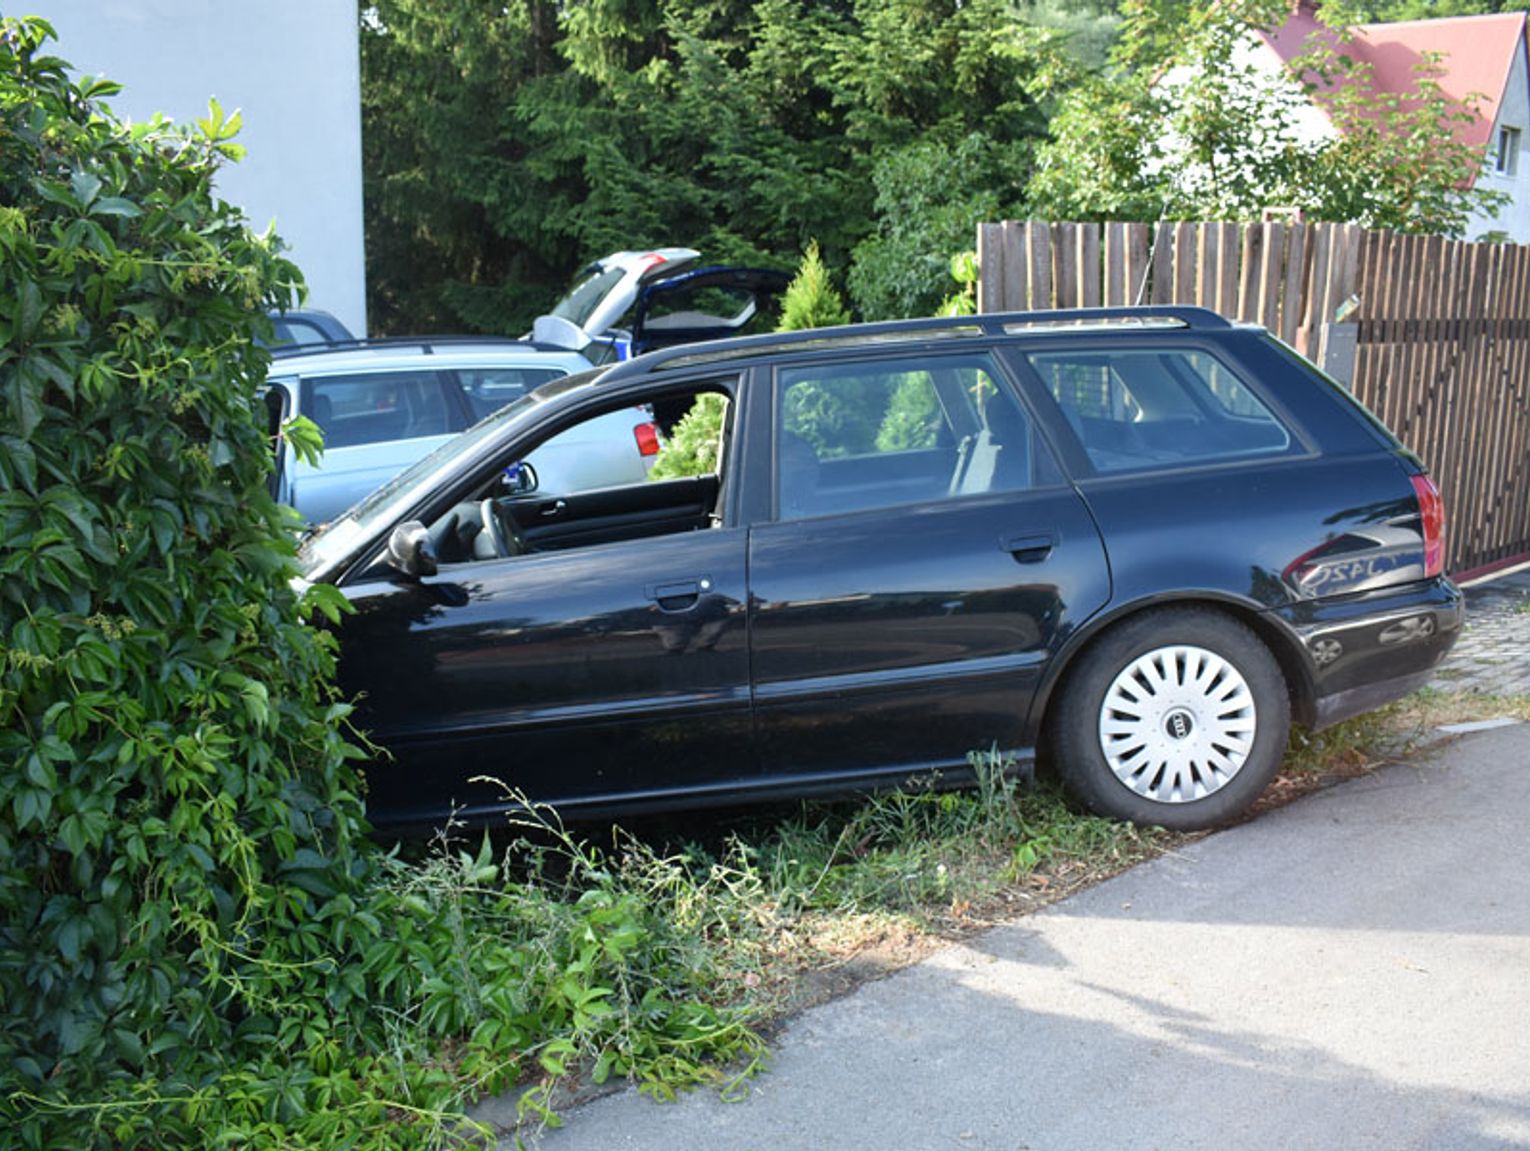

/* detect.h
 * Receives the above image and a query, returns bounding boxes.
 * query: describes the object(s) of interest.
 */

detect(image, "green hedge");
[0,17,385,1145]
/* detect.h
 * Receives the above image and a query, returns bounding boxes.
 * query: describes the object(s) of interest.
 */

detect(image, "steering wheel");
[478,498,526,558]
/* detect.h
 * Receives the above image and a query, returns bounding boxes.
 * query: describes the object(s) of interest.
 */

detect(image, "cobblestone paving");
[1431,567,1530,696]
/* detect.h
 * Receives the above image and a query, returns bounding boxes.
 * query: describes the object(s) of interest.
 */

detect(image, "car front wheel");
[1053,608,1290,830]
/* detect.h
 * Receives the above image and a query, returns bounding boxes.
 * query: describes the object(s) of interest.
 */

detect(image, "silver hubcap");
[1098,645,1257,805]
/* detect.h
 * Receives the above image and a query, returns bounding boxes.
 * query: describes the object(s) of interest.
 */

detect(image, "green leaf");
[70,169,102,208]
[59,813,88,856]
[0,435,38,492]
[282,413,325,465]
[33,177,80,212]
[79,76,123,100]
[8,370,44,437]
[17,279,43,341]
[24,751,59,790]
[240,677,270,727]
[301,581,353,625]
[111,1028,145,1064]
[57,918,84,964]
[31,352,78,402]
[89,196,140,219]
[14,786,51,828]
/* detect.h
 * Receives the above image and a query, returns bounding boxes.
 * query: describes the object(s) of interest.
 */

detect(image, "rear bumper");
[1269,577,1465,731]
[1311,667,1437,730]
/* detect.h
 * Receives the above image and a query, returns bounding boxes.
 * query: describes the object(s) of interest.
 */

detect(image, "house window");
[1496,126,1521,176]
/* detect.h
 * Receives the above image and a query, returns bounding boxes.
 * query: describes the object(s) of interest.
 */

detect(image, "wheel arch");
[1031,593,1318,745]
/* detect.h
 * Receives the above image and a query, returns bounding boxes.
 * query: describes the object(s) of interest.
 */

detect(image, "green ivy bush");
[0,14,384,1144]
[1,19,763,1147]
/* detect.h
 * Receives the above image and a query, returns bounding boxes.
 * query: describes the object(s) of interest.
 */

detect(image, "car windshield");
[297,368,603,578]
[549,264,627,329]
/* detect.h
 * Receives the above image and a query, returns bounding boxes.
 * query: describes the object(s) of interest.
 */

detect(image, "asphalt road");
[514,723,1530,1151]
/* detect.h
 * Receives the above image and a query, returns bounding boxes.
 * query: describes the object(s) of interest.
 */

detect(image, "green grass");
[732,749,1158,921]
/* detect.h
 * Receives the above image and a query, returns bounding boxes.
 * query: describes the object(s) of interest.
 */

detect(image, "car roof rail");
[267,335,573,360]
[594,305,1232,382]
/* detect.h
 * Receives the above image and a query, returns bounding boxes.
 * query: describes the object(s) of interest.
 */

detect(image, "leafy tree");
[1029,0,1505,235]
[1318,0,1506,22]
[778,239,851,331]
[848,135,1009,321]
[776,242,895,458]
[363,0,843,334]
[362,0,1071,333]
[1290,39,1509,234]
[874,375,944,451]
[938,250,981,318]
[646,393,728,479]
[649,239,852,476]
[361,0,568,333]
[1014,0,1122,68]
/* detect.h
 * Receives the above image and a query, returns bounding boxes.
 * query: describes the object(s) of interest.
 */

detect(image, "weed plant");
[359,754,1160,1139]
[1281,687,1530,779]
[741,749,1150,919]
[366,805,773,1135]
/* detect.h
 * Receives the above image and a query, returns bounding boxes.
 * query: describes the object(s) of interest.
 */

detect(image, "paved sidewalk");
[1433,565,1530,694]
[518,723,1530,1151]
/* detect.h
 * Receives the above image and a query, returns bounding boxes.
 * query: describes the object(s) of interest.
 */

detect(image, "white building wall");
[29,1,368,335]
[1245,36,1337,151]
[1469,44,1530,243]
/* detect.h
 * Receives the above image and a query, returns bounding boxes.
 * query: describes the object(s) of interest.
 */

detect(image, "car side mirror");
[503,460,539,496]
[386,521,438,580]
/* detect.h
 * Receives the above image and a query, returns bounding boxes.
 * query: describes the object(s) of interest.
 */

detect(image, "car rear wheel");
[1053,608,1290,830]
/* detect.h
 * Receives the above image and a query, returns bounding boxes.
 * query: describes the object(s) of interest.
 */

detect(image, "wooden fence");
[977,220,1530,576]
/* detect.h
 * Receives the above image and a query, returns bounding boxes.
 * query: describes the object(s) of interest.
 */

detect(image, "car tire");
[1053,607,1290,831]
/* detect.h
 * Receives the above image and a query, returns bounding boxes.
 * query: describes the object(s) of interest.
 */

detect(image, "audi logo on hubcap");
[1164,710,1195,740]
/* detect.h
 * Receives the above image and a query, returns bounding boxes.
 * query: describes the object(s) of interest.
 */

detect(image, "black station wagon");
[295,307,1463,833]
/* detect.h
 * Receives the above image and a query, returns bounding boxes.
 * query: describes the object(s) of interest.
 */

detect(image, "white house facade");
[1471,40,1530,242]
[28,1,368,335]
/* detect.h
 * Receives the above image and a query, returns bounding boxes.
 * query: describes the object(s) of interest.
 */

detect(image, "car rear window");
[1025,347,1292,474]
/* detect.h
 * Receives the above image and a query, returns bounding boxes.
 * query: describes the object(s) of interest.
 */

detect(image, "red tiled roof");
[1261,7,1527,152]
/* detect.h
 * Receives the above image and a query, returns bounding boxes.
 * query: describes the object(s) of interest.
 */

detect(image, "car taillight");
[634,422,661,457]
[1410,473,1446,578]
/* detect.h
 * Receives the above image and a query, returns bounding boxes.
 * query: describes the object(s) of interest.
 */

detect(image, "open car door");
[530,248,700,358]
[629,267,792,357]
[258,383,292,505]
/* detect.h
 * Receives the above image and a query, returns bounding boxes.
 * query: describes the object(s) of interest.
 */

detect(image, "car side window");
[425,386,732,566]
[457,367,572,421]
[1026,347,1292,474]
[302,371,455,449]
[272,318,331,347]
[775,354,1039,520]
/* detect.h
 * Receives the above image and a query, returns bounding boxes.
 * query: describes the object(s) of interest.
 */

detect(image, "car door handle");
[646,576,712,611]
[539,499,568,518]
[1002,533,1056,562]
